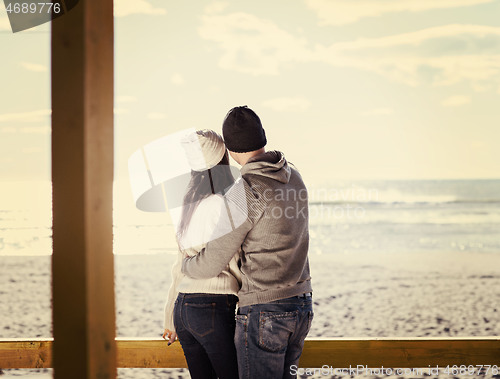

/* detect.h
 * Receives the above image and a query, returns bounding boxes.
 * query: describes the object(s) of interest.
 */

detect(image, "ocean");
[307,179,500,256]
[1,179,499,257]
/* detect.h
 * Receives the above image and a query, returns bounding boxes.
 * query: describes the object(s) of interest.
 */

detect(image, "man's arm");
[181,219,251,279]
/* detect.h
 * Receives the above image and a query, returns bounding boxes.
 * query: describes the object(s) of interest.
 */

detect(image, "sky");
[1,0,500,187]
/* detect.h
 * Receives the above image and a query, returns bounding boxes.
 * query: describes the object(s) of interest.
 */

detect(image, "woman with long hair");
[162,129,240,379]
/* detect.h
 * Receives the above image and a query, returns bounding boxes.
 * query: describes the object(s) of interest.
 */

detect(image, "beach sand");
[1,252,499,378]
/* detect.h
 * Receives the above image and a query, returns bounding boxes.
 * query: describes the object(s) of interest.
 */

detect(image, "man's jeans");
[174,293,239,379]
[235,294,314,379]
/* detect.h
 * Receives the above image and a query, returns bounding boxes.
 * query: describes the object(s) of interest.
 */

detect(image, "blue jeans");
[235,294,314,379]
[174,293,239,379]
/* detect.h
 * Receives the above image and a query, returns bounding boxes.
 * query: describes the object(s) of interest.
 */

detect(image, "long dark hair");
[176,151,235,244]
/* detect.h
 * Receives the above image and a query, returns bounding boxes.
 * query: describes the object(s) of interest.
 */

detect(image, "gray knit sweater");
[181,150,312,307]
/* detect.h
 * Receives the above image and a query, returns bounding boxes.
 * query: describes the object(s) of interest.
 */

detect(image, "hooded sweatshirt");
[182,150,312,307]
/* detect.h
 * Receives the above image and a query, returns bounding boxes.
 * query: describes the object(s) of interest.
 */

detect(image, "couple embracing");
[162,106,313,379]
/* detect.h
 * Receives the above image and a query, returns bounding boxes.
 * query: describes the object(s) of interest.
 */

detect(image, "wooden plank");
[51,0,115,377]
[1,338,499,369]
[115,339,187,368]
[298,338,500,368]
[0,339,52,369]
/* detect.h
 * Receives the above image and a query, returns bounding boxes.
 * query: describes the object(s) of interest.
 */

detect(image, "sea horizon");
[1,178,499,256]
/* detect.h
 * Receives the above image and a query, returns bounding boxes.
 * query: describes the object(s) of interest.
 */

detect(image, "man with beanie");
[182,106,313,379]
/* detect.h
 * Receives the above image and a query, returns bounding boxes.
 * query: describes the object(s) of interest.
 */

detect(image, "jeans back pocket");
[258,310,298,353]
[184,302,216,338]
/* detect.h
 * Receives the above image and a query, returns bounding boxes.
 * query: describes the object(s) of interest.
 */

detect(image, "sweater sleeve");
[163,251,184,331]
[182,178,264,279]
[182,218,252,279]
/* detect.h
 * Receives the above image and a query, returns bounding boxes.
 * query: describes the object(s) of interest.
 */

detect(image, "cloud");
[171,73,184,86]
[0,109,51,123]
[329,24,500,50]
[199,10,500,90]
[198,11,310,75]
[114,0,166,17]
[261,97,311,112]
[362,108,395,116]
[441,95,471,107]
[147,112,167,120]
[304,0,496,26]
[205,1,229,14]
[319,24,500,87]
[20,62,48,72]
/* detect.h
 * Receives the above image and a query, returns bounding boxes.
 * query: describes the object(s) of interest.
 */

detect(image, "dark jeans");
[174,293,239,379]
[235,294,314,379]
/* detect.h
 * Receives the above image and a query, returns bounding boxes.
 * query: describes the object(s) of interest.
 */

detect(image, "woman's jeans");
[235,294,314,379]
[174,293,239,379]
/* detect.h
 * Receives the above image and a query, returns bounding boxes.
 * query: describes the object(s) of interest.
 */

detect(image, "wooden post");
[51,0,115,378]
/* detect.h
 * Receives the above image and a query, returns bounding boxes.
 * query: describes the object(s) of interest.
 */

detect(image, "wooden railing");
[1,338,499,369]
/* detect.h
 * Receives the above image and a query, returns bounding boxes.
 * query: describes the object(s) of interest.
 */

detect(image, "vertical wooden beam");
[51,0,115,378]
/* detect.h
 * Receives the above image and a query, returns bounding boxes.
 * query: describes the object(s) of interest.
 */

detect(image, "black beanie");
[222,106,267,153]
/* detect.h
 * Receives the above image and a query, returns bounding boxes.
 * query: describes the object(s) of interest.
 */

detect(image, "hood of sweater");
[240,150,291,184]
